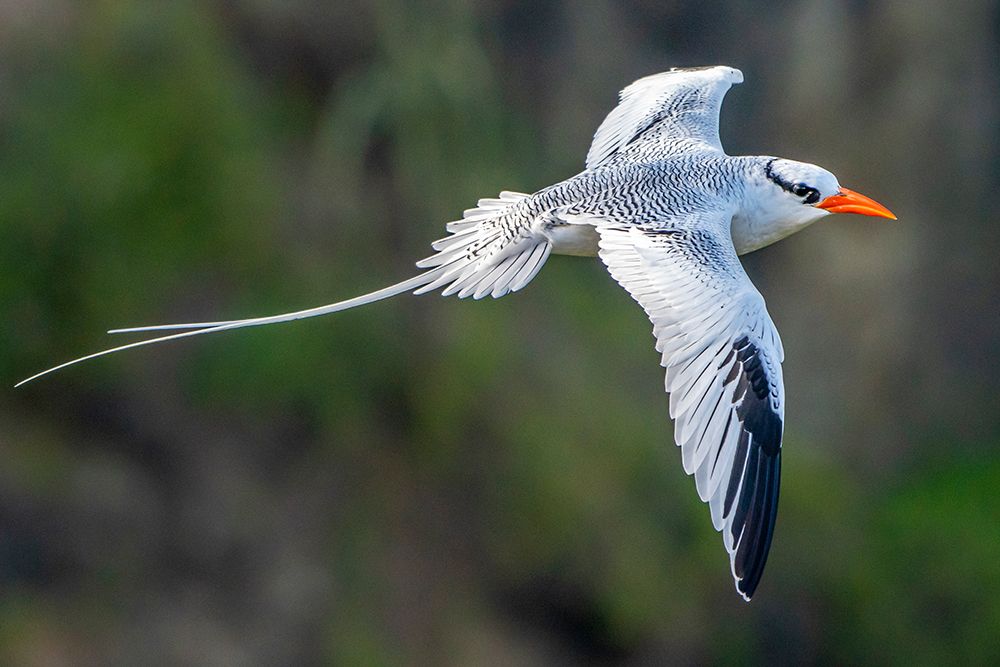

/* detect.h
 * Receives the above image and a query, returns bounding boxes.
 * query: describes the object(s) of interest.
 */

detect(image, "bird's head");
[763,158,896,224]
[732,158,895,254]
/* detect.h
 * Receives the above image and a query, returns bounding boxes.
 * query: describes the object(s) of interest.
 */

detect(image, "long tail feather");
[16,269,444,387]
[19,189,549,387]
[108,322,236,334]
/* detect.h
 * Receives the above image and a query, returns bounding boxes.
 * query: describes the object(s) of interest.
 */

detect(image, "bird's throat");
[730,209,826,255]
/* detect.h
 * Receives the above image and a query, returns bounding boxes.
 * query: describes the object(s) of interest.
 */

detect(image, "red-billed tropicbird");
[19,66,896,600]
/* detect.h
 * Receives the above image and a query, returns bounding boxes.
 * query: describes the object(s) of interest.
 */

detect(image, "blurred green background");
[3,1,999,664]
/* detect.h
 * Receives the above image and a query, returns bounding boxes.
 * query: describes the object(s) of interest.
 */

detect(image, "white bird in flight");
[20,66,895,600]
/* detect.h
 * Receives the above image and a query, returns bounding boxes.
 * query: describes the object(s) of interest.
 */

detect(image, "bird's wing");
[596,218,784,600]
[586,66,743,170]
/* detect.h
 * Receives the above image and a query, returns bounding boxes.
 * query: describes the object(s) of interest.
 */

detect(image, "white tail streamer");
[15,270,443,387]
[17,190,553,387]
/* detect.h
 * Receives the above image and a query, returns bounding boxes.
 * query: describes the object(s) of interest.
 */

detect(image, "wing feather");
[597,221,784,601]
[585,66,743,169]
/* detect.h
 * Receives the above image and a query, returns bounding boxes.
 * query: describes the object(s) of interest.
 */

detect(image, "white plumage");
[19,66,896,600]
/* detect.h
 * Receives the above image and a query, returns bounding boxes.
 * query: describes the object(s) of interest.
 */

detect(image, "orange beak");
[815,187,896,220]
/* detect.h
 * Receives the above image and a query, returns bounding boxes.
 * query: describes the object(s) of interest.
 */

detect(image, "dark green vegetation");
[3,2,999,664]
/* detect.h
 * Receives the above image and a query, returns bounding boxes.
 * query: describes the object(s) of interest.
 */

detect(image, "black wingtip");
[725,337,783,600]
[733,450,781,600]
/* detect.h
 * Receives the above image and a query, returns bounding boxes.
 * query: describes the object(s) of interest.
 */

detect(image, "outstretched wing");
[597,219,784,600]
[586,66,743,170]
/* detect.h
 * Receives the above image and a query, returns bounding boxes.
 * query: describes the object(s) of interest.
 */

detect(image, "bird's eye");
[791,183,820,204]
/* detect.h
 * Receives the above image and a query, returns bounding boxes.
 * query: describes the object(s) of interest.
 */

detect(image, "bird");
[19,66,895,600]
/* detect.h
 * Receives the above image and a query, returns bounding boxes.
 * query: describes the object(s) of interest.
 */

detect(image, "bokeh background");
[3,1,999,664]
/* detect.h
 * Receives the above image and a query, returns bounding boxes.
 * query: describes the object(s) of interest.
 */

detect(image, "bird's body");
[475,154,815,262]
[20,66,895,600]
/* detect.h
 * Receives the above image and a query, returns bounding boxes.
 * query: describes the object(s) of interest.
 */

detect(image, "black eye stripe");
[765,161,822,204]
